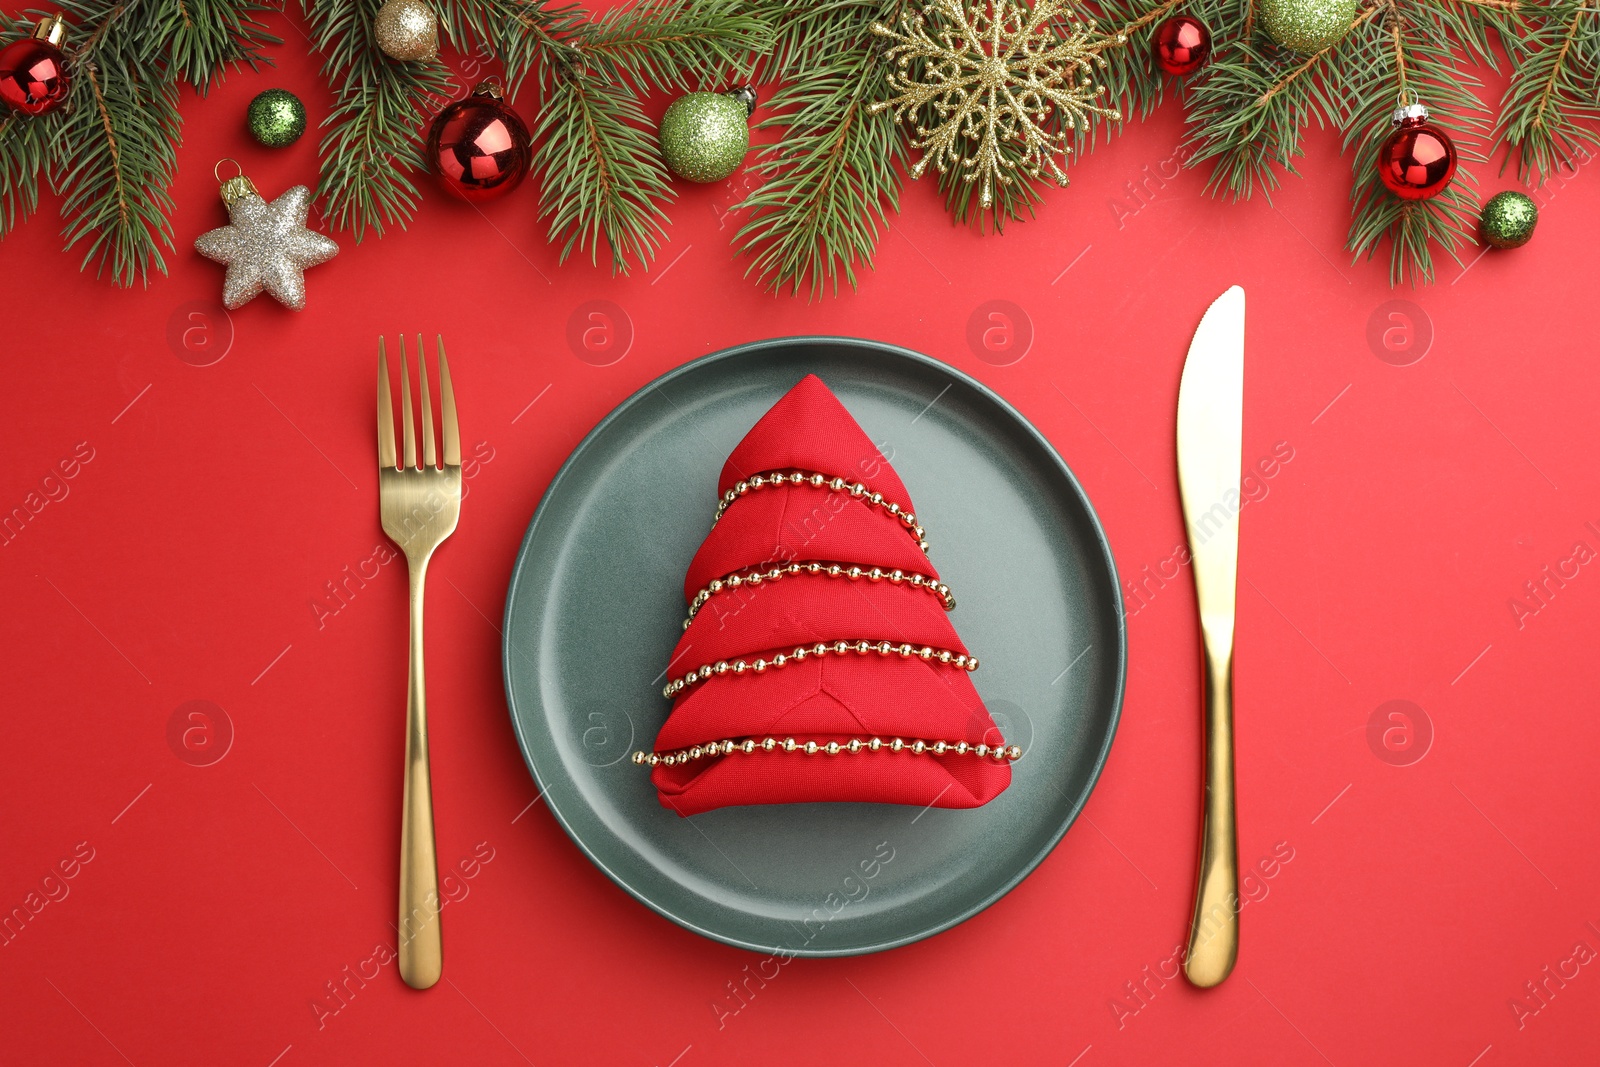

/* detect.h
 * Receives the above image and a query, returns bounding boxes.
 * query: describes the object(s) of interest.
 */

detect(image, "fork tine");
[399,334,416,470]
[378,338,397,470]
[438,335,460,467]
[418,334,436,470]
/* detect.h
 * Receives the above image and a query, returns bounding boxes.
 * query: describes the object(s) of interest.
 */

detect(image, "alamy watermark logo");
[578,705,635,768]
[983,698,1033,758]
[966,300,1032,366]
[1366,299,1432,366]
[167,700,234,767]
[566,300,633,366]
[1366,699,1432,766]
[166,300,234,367]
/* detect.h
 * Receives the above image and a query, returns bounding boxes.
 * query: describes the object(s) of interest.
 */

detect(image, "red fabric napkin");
[644,375,1015,816]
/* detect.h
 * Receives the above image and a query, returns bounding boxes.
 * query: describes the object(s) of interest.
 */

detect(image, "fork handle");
[398,557,442,990]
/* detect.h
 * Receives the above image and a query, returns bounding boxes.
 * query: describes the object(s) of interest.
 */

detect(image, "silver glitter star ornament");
[194,164,339,311]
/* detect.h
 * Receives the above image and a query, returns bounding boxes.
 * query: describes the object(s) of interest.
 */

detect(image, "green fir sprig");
[1498,0,1600,182]
[0,1,276,286]
[304,0,768,272]
[733,2,906,295]
[301,0,455,242]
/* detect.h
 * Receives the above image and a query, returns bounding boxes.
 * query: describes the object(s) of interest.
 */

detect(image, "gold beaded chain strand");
[633,734,1024,767]
[711,470,930,553]
[663,639,978,699]
[684,560,955,630]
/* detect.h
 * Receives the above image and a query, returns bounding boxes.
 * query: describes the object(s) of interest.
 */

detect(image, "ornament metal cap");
[213,159,259,207]
[34,13,67,46]
[729,85,758,117]
[471,77,506,100]
[1391,95,1429,127]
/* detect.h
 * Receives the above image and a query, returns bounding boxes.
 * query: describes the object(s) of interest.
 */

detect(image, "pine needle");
[302,0,455,242]
[733,46,905,296]
[529,73,674,271]
[1498,0,1600,182]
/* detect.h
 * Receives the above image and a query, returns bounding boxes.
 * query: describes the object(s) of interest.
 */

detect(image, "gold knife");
[1176,285,1245,987]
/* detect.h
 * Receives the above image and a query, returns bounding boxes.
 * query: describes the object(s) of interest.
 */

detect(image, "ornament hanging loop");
[213,158,258,207]
[1390,89,1428,127]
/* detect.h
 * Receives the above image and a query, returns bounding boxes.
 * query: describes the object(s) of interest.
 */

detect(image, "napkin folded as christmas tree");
[637,374,1017,815]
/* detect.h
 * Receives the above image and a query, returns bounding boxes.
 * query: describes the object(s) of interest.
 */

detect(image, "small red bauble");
[1153,15,1211,76]
[0,16,70,117]
[426,80,531,203]
[1377,102,1456,201]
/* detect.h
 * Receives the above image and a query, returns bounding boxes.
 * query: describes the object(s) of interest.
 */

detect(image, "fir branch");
[732,47,905,296]
[527,73,674,271]
[742,0,893,81]
[302,0,454,241]
[162,0,280,93]
[581,0,772,90]
[1085,0,1213,127]
[503,0,770,273]
[1498,0,1600,181]
[44,1,184,286]
[0,1,285,283]
[54,47,180,285]
[433,0,585,94]
[1427,0,1514,69]
[0,112,49,238]
[1182,39,1326,199]
[1339,0,1489,283]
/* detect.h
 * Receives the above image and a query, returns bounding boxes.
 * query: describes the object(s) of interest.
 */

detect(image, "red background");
[4,7,1598,1066]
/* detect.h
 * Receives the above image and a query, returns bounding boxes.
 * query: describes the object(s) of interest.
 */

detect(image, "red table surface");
[5,9,1599,1067]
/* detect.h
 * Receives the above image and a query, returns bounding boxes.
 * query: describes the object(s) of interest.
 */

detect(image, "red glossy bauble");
[1377,109,1457,201]
[426,81,531,203]
[0,20,70,117]
[1153,15,1211,76]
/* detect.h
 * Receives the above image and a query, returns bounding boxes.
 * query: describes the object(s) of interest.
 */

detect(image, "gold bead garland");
[662,639,977,699]
[711,470,929,553]
[633,734,1024,767]
[643,461,1013,777]
[685,560,955,629]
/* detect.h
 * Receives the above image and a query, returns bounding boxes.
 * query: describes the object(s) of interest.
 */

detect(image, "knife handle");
[1185,636,1238,987]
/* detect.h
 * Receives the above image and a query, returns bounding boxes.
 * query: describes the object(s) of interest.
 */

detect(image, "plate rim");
[502,336,1127,956]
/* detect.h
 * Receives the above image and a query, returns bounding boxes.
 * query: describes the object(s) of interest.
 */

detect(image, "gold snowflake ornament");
[872,0,1121,208]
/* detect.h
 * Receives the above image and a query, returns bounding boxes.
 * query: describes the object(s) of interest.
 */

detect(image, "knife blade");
[1176,285,1244,988]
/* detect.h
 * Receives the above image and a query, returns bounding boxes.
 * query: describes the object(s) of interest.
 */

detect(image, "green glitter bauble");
[659,91,751,183]
[1259,0,1357,53]
[247,89,306,149]
[1480,190,1538,249]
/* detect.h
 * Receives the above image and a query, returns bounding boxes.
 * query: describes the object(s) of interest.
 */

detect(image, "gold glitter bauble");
[373,0,439,62]
[659,91,752,183]
[1259,0,1357,53]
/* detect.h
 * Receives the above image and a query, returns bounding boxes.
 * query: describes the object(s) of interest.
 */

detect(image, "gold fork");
[377,335,460,991]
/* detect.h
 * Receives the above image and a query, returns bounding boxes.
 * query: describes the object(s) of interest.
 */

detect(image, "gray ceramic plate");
[503,338,1125,956]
